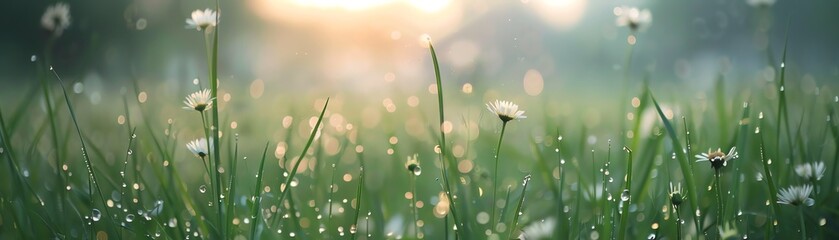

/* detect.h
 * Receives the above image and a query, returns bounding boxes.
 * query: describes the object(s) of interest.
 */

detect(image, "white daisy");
[695,147,738,170]
[185,8,218,31]
[183,89,214,112]
[186,138,211,158]
[794,161,825,181]
[777,185,814,207]
[486,100,526,123]
[746,0,775,8]
[615,6,652,31]
[41,3,72,36]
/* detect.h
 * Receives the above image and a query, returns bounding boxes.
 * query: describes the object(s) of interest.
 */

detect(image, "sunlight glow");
[529,0,587,29]
[286,0,450,12]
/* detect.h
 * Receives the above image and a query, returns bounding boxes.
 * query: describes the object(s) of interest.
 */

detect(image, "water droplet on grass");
[621,189,630,201]
[125,214,135,223]
[199,185,207,193]
[30,55,37,62]
[92,209,101,221]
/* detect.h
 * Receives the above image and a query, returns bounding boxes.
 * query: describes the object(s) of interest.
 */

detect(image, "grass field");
[2,1,838,240]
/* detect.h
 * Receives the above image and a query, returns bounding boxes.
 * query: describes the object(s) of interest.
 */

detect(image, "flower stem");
[199,112,213,178]
[674,207,682,240]
[410,175,419,239]
[491,121,508,232]
[715,169,724,236]
[799,207,807,240]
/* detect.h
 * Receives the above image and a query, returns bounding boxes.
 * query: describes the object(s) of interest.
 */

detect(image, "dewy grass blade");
[651,93,701,236]
[617,146,633,240]
[0,106,37,238]
[351,163,365,240]
[50,67,114,236]
[758,116,780,218]
[508,174,532,240]
[428,40,464,237]
[775,26,794,187]
[40,63,67,233]
[274,98,329,229]
[209,0,226,236]
[728,101,750,220]
[250,142,270,239]
[225,135,240,239]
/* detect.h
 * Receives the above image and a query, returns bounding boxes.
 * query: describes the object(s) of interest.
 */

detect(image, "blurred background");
[2,0,838,98]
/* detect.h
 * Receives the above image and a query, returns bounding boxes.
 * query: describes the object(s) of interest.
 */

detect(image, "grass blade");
[49,67,114,236]
[250,142,270,239]
[617,146,633,240]
[428,40,464,237]
[274,98,329,229]
[508,174,532,240]
[650,93,701,236]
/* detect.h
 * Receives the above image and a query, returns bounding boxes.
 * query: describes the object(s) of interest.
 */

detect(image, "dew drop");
[30,55,37,62]
[125,214,135,223]
[193,78,199,85]
[695,209,701,217]
[780,86,785,92]
[620,189,630,202]
[199,185,207,193]
[91,209,102,222]
[413,166,422,176]
[127,150,133,155]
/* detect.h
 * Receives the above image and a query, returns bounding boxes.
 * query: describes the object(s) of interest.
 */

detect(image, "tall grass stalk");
[274,98,329,229]
[50,67,114,237]
[427,40,463,238]
[350,163,365,240]
[39,63,66,232]
[601,141,613,240]
[225,135,240,239]
[0,107,37,238]
[249,142,270,238]
[200,1,224,236]
[775,26,793,186]
[651,94,702,237]
[757,117,780,236]
[729,101,751,221]
[617,146,632,240]
[508,174,531,240]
